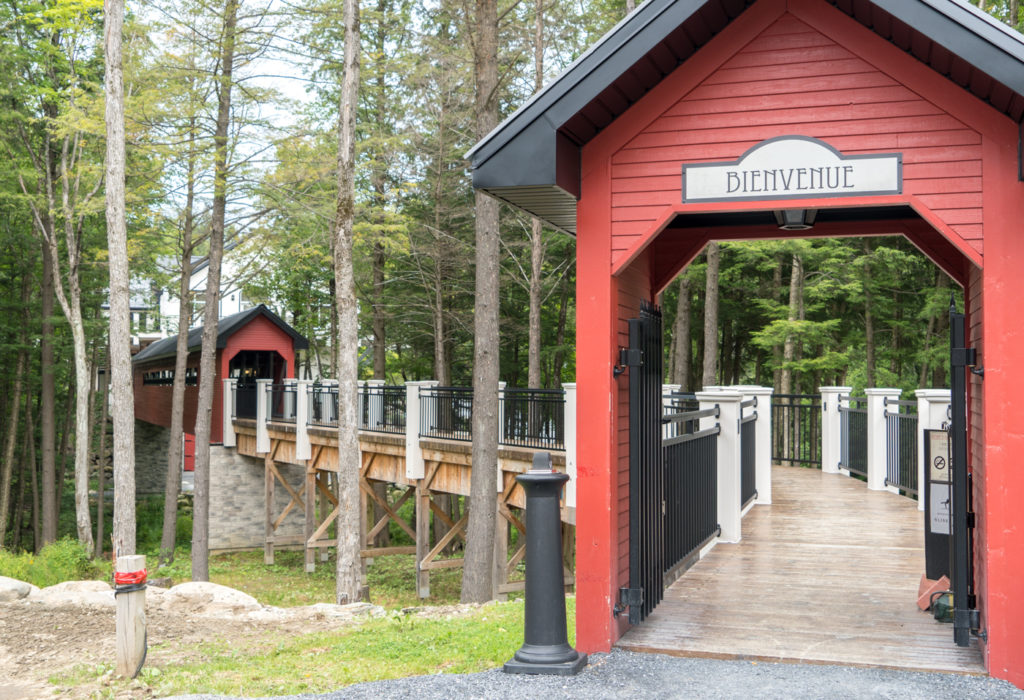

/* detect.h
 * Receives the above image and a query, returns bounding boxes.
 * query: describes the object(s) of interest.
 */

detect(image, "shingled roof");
[467,0,1024,235]
[132,304,309,365]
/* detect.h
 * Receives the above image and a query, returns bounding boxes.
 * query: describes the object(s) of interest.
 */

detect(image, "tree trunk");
[95,355,110,557]
[160,125,198,566]
[193,0,238,582]
[333,0,365,605]
[526,0,545,390]
[771,255,783,394]
[863,240,876,388]
[29,403,39,553]
[552,274,570,385]
[0,276,30,547]
[670,275,691,389]
[701,243,720,388]
[462,0,500,604]
[105,0,136,558]
[372,241,387,380]
[40,242,57,546]
[780,254,803,396]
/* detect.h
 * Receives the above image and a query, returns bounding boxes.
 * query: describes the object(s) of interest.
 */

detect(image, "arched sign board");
[681,135,902,204]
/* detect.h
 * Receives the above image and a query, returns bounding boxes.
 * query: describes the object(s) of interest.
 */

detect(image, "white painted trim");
[222,378,237,448]
[256,379,271,454]
[819,387,852,475]
[865,388,902,491]
[698,390,744,543]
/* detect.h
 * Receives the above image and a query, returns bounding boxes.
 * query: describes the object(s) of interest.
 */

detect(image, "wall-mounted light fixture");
[774,209,817,231]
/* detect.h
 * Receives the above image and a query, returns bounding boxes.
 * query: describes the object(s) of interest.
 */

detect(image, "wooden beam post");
[264,453,274,564]
[305,465,315,573]
[416,483,430,598]
[115,554,146,678]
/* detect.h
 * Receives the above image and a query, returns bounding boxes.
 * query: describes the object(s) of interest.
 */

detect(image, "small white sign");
[929,431,950,483]
[930,482,951,535]
[681,136,901,203]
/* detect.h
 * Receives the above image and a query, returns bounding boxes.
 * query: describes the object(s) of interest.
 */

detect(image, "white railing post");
[866,388,901,491]
[404,380,438,480]
[366,379,385,430]
[256,378,271,454]
[562,383,577,509]
[819,386,851,474]
[296,379,312,460]
[496,381,506,492]
[698,390,744,543]
[735,386,774,505]
[222,377,237,448]
[916,389,952,512]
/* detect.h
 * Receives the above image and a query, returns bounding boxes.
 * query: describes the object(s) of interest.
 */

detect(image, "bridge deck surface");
[617,465,985,674]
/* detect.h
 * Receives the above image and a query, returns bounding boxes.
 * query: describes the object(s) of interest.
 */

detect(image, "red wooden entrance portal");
[468,0,1024,688]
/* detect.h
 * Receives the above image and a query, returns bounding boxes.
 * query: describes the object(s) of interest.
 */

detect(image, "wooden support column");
[319,473,330,562]
[416,482,430,598]
[304,465,316,573]
[264,453,275,564]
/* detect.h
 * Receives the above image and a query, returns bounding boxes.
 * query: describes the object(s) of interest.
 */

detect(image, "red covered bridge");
[469,0,1024,687]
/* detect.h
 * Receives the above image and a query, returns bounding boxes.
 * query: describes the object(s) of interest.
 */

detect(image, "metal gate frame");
[623,301,664,625]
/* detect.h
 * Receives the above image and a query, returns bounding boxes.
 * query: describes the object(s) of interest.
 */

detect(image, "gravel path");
[166,649,1024,700]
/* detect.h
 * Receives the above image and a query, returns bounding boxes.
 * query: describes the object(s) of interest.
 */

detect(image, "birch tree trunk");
[333,0,364,605]
[160,128,198,566]
[193,0,238,581]
[462,0,500,604]
[105,0,136,558]
[701,242,720,388]
[526,0,545,391]
[671,275,691,389]
[863,240,875,388]
[40,243,57,546]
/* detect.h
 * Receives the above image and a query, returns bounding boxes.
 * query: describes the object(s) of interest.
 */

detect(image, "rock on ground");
[0,576,38,602]
[29,580,114,607]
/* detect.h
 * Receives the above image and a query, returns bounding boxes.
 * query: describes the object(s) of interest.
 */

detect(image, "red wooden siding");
[608,11,984,262]
[133,357,204,436]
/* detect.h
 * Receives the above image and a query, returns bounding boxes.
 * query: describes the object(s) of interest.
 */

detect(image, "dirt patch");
[0,599,373,699]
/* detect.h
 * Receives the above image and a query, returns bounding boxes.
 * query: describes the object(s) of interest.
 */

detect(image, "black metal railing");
[663,393,699,440]
[360,384,406,435]
[662,407,720,573]
[885,397,919,497]
[268,383,297,423]
[740,400,757,506]
[420,386,474,442]
[234,383,258,420]
[771,393,821,467]
[500,388,565,449]
[839,396,868,477]
[308,384,338,427]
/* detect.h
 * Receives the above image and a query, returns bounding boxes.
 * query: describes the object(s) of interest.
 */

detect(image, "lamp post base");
[503,652,588,676]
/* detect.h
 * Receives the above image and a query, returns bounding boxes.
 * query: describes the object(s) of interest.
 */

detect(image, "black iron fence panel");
[840,397,868,476]
[885,400,919,496]
[663,426,719,573]
[663,393,700,439]
[268,384,297,423]
[771,394,821,467]
[741,413,757,506]
[360,385,406,434]
[500,388,565,449]
[235,384,258,420]
[308,386,338,427]
[420,387,474,442]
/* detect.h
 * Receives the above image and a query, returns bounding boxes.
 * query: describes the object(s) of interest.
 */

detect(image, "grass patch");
[52,599,576,697]
[0,538,111,588]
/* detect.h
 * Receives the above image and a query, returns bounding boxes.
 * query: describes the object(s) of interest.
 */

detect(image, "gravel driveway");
[166,649,1024,699]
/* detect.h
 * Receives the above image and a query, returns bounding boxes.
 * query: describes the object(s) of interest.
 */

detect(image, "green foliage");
[0,538,109,588]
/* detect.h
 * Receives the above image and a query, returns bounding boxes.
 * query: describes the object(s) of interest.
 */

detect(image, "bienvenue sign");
[681,136,902,203]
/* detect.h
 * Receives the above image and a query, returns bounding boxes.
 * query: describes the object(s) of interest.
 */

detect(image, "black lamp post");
[503,452,587,676]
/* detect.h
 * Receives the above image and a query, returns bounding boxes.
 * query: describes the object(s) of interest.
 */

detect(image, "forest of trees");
[0,0,1020,594]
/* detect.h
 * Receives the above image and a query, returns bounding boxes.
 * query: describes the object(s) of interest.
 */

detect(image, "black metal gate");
[949,301,976,647]
[625,301,664,625]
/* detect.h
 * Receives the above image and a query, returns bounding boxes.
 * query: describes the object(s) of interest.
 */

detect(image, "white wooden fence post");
[698,390,744,543]
[296,379,312,460]
[115,554,147,678]
[819,386,851,474]
[404,380,438,480]
[256,378,271,454]
[222,378,237,448]
[562,383,577,509]
[916,389,952,512]
[736,386,774,505]
[866,388,901,491]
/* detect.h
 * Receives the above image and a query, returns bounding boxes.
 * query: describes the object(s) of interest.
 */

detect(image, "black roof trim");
[468,0,1024,234]
[132,304,309,365]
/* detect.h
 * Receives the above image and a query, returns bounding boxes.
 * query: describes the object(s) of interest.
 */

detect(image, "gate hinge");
[951,347,977,368]
[616,586,643,617]
[620,347,644,367]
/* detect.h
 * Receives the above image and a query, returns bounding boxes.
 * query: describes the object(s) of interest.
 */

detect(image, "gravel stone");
[163,649,1024,700]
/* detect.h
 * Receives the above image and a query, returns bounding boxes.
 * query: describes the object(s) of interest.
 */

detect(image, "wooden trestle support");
[234,422,575,597]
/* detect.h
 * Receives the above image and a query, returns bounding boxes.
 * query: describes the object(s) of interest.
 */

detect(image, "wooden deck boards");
[617,465,985,673]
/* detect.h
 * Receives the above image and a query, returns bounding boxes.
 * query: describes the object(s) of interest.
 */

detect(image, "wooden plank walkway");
[618,465,985,673]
